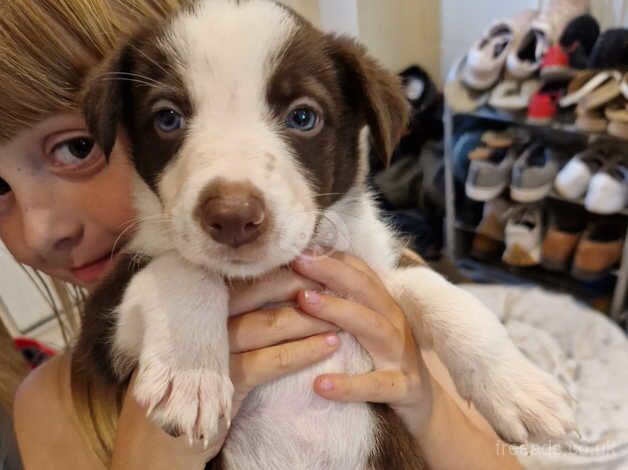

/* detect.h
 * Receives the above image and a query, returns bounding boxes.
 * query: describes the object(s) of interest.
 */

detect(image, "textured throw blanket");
[463,284,628,470]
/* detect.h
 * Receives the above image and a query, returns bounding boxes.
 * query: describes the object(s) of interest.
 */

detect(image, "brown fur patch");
[73,254,150,384]
[368,404,428,470]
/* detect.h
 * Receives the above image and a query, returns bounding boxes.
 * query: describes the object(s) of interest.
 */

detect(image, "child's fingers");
[296,290,400,366]
[292,254,394,316]
[313,370,410,404]
[228,307,337,354]
[230,333,340,393]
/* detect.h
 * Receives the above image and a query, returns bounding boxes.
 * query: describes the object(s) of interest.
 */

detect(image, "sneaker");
[572,217,626,281]
[465,147,516,201]
[554,145,610,200]
[510,144,559,203]
[585,159,628,214]
[527,81,567,123]
[503,205,543,266]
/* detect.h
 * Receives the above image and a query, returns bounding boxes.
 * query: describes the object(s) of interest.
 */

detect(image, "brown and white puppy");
[77,1,575,469]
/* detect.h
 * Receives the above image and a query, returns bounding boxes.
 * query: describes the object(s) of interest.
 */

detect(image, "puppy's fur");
[77,1,575,469]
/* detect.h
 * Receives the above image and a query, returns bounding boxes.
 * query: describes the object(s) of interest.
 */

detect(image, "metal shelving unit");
[443,105,628,328]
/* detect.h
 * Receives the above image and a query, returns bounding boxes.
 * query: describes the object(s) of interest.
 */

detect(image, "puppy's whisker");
[130,44,172,77]
[101,71,164,86]
[99,77,159,88]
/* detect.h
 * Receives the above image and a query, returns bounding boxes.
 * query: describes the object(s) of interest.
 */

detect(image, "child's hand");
[292,251,434,438]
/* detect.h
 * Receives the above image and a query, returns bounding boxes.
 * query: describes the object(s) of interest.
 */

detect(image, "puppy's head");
[83,0,407,278]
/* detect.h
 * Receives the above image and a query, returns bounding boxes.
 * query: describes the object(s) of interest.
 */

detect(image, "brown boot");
[572,218,626,281]
[541,201,587,271]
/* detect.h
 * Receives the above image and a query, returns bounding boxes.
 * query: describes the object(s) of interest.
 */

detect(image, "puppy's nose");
[197,183,267,248]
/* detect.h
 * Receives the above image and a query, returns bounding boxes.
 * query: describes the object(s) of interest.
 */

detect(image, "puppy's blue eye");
[154,109,184,133]
[285,107,317,131]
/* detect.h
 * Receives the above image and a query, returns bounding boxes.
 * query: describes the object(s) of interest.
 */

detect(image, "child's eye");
[51,137,98,166]
[0,177,10,196]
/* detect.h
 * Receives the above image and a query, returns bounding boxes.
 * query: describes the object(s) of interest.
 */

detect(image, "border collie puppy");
[77,1,575,468]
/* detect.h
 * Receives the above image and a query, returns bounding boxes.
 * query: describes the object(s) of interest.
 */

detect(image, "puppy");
[77,1,575,468]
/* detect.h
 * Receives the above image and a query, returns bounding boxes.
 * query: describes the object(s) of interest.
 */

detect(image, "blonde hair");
[0,333,28,412]
[0,0,186,465]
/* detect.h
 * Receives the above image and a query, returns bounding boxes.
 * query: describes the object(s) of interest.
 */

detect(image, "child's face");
[0,112,136,287]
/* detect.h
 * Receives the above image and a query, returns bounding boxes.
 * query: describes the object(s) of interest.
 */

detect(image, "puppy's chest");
[222,333,377,470]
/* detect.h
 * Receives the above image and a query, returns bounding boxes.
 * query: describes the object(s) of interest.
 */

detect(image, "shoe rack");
[443,105,628,329]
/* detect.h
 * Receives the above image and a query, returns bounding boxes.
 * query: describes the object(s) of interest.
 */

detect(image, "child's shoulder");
[14,352,104,469]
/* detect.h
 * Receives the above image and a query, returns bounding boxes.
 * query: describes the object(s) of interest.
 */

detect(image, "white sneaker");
[502,205,543,266]
[554,148,606,200]
[585,160,628,214]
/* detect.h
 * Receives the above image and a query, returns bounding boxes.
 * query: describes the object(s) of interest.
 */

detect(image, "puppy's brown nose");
[197,182,266,248]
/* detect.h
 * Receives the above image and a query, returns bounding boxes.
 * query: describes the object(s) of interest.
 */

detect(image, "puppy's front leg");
[385,266,576,444]
[115,251,233,444]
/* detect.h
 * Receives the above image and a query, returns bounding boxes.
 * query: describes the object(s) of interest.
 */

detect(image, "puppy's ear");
[327,36,409,167]
[81,44,132,158]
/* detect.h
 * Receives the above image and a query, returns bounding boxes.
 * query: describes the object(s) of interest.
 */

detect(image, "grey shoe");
[511,144,559,203]
[465,147,516,201]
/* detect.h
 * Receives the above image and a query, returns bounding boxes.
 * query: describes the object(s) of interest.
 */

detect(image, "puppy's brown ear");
[327,36,409,167]
[81,44,132,158]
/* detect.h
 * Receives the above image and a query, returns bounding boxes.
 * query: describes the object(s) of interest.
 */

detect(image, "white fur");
[113,1,576,468]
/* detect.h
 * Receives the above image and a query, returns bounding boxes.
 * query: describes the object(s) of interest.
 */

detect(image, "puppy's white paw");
[134,361,234,444]
[456,348,576,444]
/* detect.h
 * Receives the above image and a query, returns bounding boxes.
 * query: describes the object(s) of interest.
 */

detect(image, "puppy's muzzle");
[196,180,267,248]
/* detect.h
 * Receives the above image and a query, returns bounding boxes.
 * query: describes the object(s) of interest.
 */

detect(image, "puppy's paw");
[134,361,234,445]
[456,348,576,445]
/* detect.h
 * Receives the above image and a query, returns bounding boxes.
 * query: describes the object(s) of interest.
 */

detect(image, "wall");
[279,0,442,82]
[358,0,441,82]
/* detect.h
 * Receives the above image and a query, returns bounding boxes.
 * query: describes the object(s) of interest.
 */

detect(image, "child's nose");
[23,207,84,257]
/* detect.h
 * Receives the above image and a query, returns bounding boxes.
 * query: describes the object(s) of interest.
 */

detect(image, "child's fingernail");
[319,378,334,391]
[325,334,339,347]
[304,290,321,304]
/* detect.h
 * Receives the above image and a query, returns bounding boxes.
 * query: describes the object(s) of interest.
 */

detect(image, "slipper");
[489,79,540,111]
[481,129,517,148]
[444,56,490,113]
[462,22,513,90]
[559,70,619,108]
[580,72,622,111]
[463,10,537,90]
[506,20,552,79]
[575,102,608,132]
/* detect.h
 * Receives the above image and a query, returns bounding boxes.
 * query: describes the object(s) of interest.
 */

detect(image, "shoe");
[489,79,541,111]
[606,73,628,140]
[471,198,510,260]
[445,56,491,113]
[554,144,611,200]
[527,81,567,123]
[572,217,626,281]
[465,147,515,201]
[463,10,537,90]
[589,28,628,69]
[559,70,621,108]
[541,201,587,271]
[511,144,559,203]
[585,159,628,215]
[540,14,600,81]
[507,0,589,79]
[503,205,543,267]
